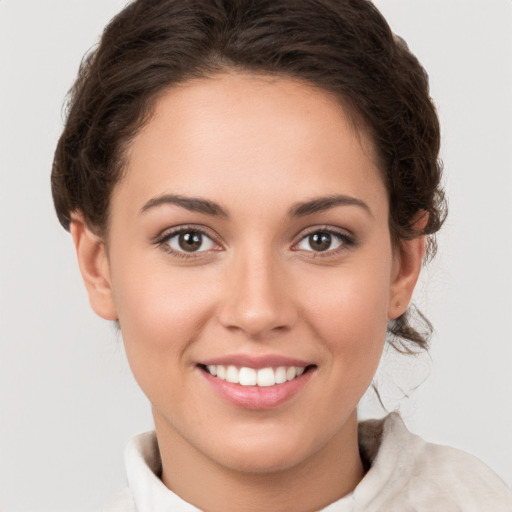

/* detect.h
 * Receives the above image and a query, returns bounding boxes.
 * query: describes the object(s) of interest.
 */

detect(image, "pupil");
[179,231,202,252]
[310,232,331,251]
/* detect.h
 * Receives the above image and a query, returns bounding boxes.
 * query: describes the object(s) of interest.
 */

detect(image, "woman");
[47,0,511,510]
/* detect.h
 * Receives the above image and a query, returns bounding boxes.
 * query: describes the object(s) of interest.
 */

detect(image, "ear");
[388,213,428,320]
[70,213,118,321]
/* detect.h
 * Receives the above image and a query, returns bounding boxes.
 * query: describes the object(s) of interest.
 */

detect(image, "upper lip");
[199,354,313,369]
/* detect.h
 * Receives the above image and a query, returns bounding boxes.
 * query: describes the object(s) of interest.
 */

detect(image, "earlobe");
[388,214,428,320]
[70,213,118,321]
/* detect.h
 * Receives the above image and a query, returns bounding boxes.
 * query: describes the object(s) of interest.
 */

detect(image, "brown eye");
[308,232,332,251]
[297,230,346,253]
[166,230,216,253]
[179,231,202,252]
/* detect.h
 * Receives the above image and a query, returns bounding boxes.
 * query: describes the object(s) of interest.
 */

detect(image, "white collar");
[123,413,417,511]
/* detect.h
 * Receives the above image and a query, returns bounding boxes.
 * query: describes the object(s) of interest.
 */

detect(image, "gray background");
[1,0,511,510]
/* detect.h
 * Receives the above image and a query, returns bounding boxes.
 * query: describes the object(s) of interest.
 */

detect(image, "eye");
[165,229,217,253]
[296,230,348,253]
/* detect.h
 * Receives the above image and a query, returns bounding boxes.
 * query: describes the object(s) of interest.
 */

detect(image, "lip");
[200,354,312,369]
[197,355,315,410]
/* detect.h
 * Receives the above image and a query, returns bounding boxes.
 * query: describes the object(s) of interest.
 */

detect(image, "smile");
[205,365,306,387]
[198,355,316,409]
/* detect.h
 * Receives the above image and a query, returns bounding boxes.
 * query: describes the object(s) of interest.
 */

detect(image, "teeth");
[239,367,257,386]
[257,368,275,387]
[216,365,226,380]
[226,365,239,383]
[275,367,287,384]
[205,364,307,386]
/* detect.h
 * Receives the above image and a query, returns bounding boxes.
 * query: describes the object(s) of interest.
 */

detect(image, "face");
[75,73,421,475]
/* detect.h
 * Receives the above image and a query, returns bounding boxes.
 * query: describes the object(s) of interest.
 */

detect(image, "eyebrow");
[140,194,228,217]
[288,194,373,218]
[140,193,372,219]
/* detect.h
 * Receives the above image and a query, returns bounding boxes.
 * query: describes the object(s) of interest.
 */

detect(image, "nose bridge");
[218,241,296,337]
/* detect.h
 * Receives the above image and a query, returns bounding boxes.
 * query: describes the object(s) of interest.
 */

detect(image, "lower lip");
[199,367,314,410]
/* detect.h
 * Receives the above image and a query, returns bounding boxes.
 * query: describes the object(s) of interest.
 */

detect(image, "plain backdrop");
[1,0,511,510]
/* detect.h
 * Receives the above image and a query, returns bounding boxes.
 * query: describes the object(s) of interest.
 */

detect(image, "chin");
[204,424,329,474]
[216,445,307,474]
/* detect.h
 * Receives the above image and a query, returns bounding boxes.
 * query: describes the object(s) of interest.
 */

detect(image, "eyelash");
[154,225,221,260]
[154,225,356,260]
[293,227,356,258]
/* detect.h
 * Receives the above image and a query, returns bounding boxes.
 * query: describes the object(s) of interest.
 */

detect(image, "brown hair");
[51,0,447,352]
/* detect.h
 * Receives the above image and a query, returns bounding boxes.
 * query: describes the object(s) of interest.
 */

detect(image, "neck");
[154,409,364,512]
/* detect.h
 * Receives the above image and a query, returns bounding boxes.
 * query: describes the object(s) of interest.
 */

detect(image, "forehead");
[115,73,387,219]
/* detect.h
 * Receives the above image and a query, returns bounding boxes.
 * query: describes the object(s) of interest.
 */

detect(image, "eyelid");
[152,224,355,258]
[291,225,356,255]
[153,224,223,256]
[153,223,219,242]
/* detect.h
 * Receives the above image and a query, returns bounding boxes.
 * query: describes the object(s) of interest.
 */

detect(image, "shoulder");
[95,431,201,511]
[93,431,157,512]
[355,413,512,511]
[95,487,136,512]
[409,438,512,510]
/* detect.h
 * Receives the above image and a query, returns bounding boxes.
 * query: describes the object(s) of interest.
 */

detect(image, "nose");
[218,247,298,338]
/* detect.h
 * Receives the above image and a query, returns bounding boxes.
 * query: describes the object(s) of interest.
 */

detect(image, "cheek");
[109,258,216,388]
[112,253,211,337]
[300,259,391,375]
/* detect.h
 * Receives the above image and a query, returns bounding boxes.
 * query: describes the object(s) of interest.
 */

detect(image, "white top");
[98,413,512,512]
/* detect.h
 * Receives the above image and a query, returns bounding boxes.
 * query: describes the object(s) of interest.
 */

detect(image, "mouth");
[199,364,314,387]
[197,355,317,409]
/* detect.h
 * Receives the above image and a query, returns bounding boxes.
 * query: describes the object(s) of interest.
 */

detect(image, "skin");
[71,73,426,512]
